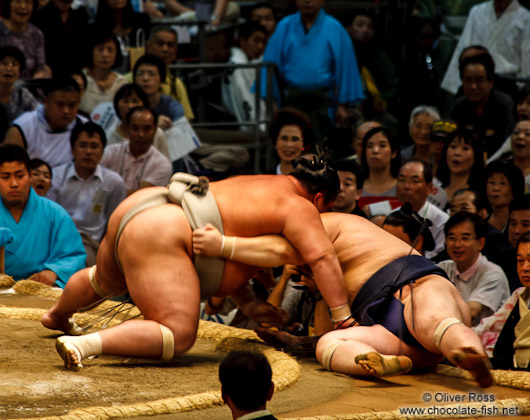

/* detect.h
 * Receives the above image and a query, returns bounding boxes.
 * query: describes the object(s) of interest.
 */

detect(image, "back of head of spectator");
[249,1,276,36]
[238,21,268,61]
[383,202,434,256]
[509,194,530,249]
[219,350,274,420]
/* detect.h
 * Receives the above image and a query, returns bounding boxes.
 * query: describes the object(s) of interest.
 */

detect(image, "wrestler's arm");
[281,200,349,312]
[193,223,304,266]
[230,282,292,326]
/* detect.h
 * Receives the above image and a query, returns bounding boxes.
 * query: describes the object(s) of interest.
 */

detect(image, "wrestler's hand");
[192,223,223,256]
[33,270,57,287]
[244,301,292,327]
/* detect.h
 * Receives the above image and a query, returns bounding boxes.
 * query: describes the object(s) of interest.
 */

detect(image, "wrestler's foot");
[355,352,412,377]
[42,311,83,335]
[449,347,493,388]
[56,336,83,371]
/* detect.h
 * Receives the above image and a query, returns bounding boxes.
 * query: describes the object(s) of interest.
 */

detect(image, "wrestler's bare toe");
[56,337,83,371]
[355,352,412,377]
[449,347,493,388]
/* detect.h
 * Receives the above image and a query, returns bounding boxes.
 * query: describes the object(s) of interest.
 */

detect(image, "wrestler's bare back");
[97,175,340,299]
[321,213,468,319]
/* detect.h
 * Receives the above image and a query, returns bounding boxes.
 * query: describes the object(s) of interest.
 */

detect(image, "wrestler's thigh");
[403,277,469,352]
[118,210,200,332]
[94,236,127,294]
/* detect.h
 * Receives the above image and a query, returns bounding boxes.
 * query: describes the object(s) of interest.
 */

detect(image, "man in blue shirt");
[260,0,364,140]
[0,144,86,287]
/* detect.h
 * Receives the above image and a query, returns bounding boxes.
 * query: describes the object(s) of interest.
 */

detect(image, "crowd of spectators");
[2,0,530,371]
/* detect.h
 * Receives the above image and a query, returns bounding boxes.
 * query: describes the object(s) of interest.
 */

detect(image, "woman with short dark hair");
[0,45,37,122]
[79,32,128,114]
[0,0,49,79]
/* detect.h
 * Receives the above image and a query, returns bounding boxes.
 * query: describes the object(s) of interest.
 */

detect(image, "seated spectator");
[429,119,458,182]
[473,230,530,370]
[70,69,88,117]
[248,1,277,36]
[0,46,37,123]
[47,122,126,266]
[266,264,328,337]
[438,211,510,326]
[92,0,150,65]
[219,350,277,420]
[358,126,400,208]
[269,107,312,175]
[434,188,515,290]
[133,54,185,130]
[489,120,530,192]
[331,159,365,218]
[79,32,128,115]
[28,158,51,196]
[395,159,448,259]
[107,83,169,159]
[436,127,485,206]
[486,84,530,163]
[100,106,171,195]
[221,21,267,132]
[144,25,193,120]
[450,52,515,159]
[484,160,524,234]
[0,0,50,80]
[400,105,440,164]
[0,144,85,287]
[347,120,382,163]
[382,202,435,257]
[32,0,89,77]
[4,77,87,168]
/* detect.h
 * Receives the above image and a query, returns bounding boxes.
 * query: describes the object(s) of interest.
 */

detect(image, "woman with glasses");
[0,45,37,122]
[0,0,50,79]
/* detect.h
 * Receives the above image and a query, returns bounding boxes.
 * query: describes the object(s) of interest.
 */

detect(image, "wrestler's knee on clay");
[158,321,197,359]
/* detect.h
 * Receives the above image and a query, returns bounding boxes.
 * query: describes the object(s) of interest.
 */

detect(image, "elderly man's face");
[396,161,431,212]
[147,30,178,65]
[295,0,324,16]
[0,161,30,207]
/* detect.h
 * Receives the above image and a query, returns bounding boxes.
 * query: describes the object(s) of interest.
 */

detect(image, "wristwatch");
[210,13,219,22]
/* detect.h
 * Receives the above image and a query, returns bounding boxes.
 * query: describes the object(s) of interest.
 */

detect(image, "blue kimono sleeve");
[43,206,86,288]
[257,27,284,106]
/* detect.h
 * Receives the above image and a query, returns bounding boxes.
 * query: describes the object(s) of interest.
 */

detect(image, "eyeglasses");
[446,235,477,244]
